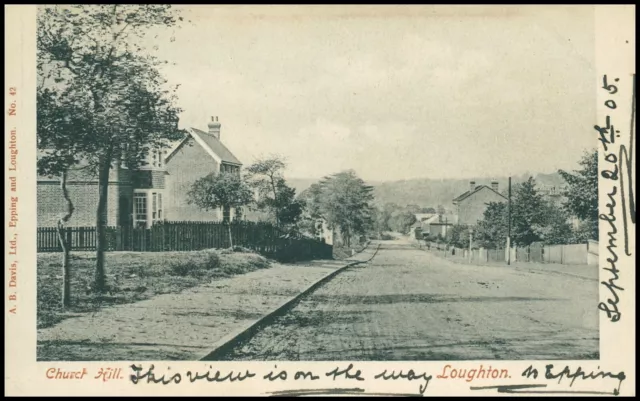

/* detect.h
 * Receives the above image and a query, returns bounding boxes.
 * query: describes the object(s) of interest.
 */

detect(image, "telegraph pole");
[468,227,473,264]
[507,176,512,265]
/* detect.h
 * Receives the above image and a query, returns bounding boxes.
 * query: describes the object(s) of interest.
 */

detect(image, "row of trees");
[443,150,598,249]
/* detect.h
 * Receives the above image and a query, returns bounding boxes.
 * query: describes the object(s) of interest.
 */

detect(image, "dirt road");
[218,239,599,361]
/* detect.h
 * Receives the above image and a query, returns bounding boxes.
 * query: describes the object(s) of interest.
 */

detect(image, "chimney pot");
[491,181,499,192]
[207,116,221,140]
[469,181,476,192]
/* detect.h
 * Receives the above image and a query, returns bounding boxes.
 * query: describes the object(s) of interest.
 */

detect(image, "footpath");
[419,244,598,281]
[37,243,378,361]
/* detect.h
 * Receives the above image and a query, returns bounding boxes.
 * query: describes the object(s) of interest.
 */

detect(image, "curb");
[199,242,381,361]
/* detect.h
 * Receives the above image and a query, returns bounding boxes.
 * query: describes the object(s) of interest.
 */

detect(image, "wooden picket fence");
[37,221,333,262]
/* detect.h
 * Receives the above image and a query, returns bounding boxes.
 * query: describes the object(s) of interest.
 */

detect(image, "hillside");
[289,172,567,211]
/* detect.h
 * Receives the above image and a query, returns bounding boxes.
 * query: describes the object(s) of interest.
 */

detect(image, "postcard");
[5,5,636,397]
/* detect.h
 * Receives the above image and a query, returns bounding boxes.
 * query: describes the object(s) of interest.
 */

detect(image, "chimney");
[207,116,221,140]
[491,181,499,192]
[469,181,476,192]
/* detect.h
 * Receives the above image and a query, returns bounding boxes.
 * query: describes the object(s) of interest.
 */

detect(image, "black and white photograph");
[31,5,609,364]
[4,3,636,397]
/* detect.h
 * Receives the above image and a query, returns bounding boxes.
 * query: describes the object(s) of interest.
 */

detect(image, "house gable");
[453,185,506,204]
[166,128,242,167]
[454,186,507,225]
[163,136,223,221]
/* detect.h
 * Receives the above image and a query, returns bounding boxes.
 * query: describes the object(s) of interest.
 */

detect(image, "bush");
[168,261,198,277]
[248,255,270,270]
[202,252,221,270]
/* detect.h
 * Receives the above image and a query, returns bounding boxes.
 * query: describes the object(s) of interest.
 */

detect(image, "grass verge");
[37,249,270,329]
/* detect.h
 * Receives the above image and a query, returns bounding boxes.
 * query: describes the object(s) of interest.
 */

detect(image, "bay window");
[133,190,165,228]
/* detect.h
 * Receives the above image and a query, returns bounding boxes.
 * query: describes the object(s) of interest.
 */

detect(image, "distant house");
[414,213,435,222]
[538,184,567,207]
[37,116,244,228]
[314,218,334,245]
[452,180,507,226]
[421,214,455,237]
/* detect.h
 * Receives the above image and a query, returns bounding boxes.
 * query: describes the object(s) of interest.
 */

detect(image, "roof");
[415,213,436,221]
[452,185,507,203]
[422,215,440,225]
[166,128,242,166]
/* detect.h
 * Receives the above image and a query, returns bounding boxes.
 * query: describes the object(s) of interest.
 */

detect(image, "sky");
[145,5,597,182]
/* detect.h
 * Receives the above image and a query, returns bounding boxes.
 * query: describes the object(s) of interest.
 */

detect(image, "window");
[235,207,243,221]
[133,191,164,227]
[158,193,163,221]
[222,206,231,223]
[152,193,157,221]
[148,149,165,169]
[134,193,147,228]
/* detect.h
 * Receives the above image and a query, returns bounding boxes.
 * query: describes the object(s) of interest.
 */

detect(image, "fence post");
[116,226,122,251]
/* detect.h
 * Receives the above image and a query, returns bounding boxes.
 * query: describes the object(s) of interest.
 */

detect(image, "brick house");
[452,181,507,226]
[164,116,243,223]
[37,116,243,228]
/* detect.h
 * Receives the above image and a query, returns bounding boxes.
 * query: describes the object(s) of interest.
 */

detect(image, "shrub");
[248,255,270,270]
[168,262,194,277]
[202,252,221,270]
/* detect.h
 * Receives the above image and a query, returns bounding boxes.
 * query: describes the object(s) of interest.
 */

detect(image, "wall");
[164,137,221,222]
[456,187,506,225]
[37,165,132,227]
[38,182,128,227]
[427,223,451,237]
[131,170,166,189]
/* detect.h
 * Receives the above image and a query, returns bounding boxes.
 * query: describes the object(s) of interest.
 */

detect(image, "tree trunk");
[57,171,74,308]
[269,174,280,227]
[94,157,111,293]
[227,222,234,249]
